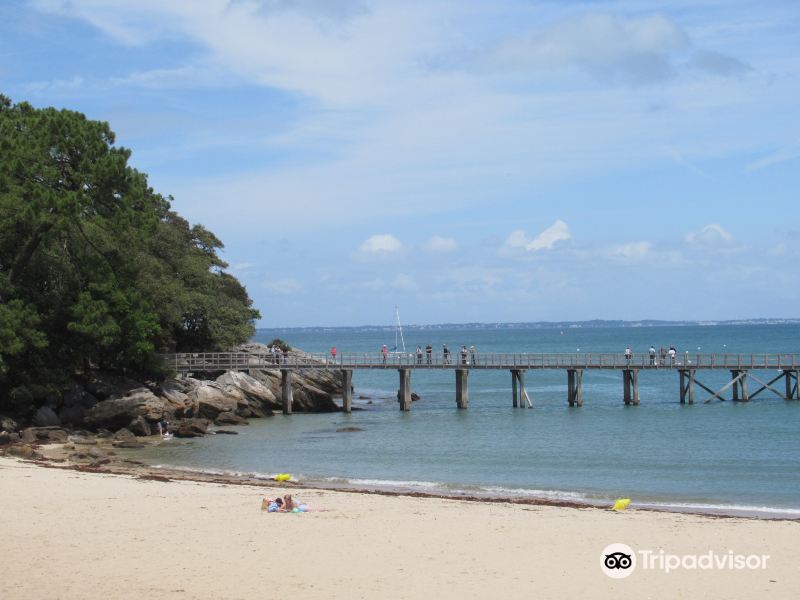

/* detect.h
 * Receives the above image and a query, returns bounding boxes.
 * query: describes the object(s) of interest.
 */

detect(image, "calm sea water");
[137,324,800,517]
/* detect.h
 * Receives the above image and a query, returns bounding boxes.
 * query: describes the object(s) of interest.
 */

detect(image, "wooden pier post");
[280,369,293,415]
[731,370,749,401]
[341,369,353,413]
[679,370,695,404]
[784,370,798,400]
[456,369,469,409]
[398,368,412,411]
[567,369,583,406]
[517,370,527,409]
[511,369,519,408]
[623,370,640,405]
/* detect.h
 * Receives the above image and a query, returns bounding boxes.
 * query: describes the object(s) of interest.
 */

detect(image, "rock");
[112,441,145,449]
[156,379,195,418]
[411,392,421,402]
[292,380,340,413]
[83,371,148,401]
[114,428,136,441]
[68,451,93,462]
[191,383,240,419]
[216,371,278,408]
[0,431,18,445]
[357,395,371,400]
[85,388,168,431]
[58,405,88,426]
[336,427,364,432]
[214,412,248,426]
[213,429,239,435]
[32,406,61,427]
[0,415,20,433]
[128,416,151,437]
[72,437,98,446]
[20,427,67,444]
[96,429,113,438]
[173,418,209,438]
[4,444,43,460]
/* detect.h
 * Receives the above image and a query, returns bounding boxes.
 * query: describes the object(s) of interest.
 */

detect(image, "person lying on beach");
[261,497,284,512]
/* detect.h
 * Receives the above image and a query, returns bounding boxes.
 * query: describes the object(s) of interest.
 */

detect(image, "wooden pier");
[163,352,800,414]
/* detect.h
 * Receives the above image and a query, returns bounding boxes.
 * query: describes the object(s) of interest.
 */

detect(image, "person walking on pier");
[330,346,337,363]
[649,345,657,366]
[470,345,477,365]
[416,345,423,365]
[381,344,388,365]
[443,344,451,364]
[624,346,632,363]
[460,345,468,365]
[426,344,433,365]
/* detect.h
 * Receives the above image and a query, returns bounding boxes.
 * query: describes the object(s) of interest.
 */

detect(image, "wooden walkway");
[163,352,800,413]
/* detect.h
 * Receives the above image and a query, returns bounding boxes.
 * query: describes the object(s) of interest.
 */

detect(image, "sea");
[135,324,800,518]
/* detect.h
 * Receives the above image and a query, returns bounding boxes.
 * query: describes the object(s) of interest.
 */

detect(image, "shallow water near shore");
[135,324,800,517]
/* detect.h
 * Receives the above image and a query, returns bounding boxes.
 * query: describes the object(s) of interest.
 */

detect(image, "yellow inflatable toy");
[612,498,631,511]
[274,473,292,482]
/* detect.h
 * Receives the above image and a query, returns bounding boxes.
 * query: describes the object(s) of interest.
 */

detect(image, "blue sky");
[2,0,799,326]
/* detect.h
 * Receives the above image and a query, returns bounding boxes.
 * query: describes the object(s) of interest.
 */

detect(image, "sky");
[2,0,799,326]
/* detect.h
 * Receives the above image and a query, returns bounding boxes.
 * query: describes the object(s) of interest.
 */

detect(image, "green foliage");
[0,95,260,410]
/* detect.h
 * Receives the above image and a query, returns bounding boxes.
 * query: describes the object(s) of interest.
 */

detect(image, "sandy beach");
[1,456,797,600]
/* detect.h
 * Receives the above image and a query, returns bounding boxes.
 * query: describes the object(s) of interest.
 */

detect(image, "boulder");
[213,429,239,435]
[4,444,43,460]
[112,440,145,449]
[156,379,195,418]
[191,383,240,419]
[216,371,277,407]
[113,428,136,441]
[32,406,61,427]
[174,418,209,438]
[83,372,147,401]
[0,431,19,445]
[0,415,20,433]
[20,427,68,444]
[85,388,168,431]
[214,412,248,426]
[128,416,151,437]
[58,405,88,426]
[292,380,340,413]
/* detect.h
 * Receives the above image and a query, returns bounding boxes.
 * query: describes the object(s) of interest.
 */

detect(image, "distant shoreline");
[257,319,800,332]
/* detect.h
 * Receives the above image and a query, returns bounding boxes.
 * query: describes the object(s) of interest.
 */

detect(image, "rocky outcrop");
[84,387,169,431]
[3,344,342,439]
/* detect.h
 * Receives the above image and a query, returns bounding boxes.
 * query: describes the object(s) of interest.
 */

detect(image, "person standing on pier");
[470,345,477,365]
[416,345,423,365]
[460,345,468,365]
[381,344,388,365]
[443,344,450,364]
[426,344,433,364]
[649,346,657,366]
[624,346,632,363]
[330,346,337,363]
[668,346,676,365]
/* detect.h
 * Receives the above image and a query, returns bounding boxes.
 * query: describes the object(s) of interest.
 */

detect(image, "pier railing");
[163,352,800,373]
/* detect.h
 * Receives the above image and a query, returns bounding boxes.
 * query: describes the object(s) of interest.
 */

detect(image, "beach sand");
[1,456,797,600]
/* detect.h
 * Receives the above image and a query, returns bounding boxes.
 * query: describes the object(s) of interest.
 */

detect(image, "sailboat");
[390,306,407,354]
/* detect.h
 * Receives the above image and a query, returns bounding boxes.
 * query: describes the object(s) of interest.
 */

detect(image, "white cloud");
[359,234,402,253]
[424,235,458,253]
[686,224,733,244]
[608,241,653,260]
[504,220,571,252]
[262,278,302,294]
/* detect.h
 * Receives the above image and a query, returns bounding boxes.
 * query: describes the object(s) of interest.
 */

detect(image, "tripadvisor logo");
[601,543,636,579]
[600,543,770,578]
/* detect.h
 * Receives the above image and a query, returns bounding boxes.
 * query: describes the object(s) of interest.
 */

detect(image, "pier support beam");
[456,369,469,409]
[623,369,640,405]
[398,368,412,411]
[511,370,518,407]
[785,370,799,400]
[679,370,695,404]
[341,369,353,413]
[731,370,749,401]
[511,369,527,408]
[280,369,293,415]
[567,369,584,406]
